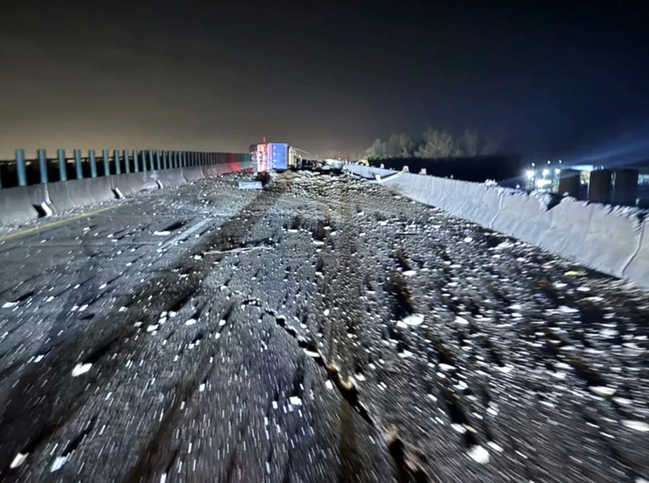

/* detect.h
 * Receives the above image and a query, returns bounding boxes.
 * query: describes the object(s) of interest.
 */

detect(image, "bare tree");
[457,129,479,156]
[366,138,386,159]
[385,133,415,157]
[480,135,501,155]
[416,127,456,158]
[386,134,402,158]
[366,127,503,160]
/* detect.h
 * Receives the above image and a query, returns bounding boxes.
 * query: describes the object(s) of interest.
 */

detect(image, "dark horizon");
[1,1,648,162]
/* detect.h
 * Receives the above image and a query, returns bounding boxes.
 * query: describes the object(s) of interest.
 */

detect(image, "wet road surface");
[1,171,649,483]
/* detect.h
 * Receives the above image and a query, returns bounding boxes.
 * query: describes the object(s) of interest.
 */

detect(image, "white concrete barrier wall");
[346,164,648,288]
[579,205,640,276]
[625,222,649,282]
[344,165,395,179]
[0,162,251,227]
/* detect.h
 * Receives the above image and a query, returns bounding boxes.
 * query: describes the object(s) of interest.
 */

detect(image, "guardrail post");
[141,150,147,172]
[103,149,110,176]
[148,151,154,171]
[38,149,48,184]
[124,150,130,173]
[74,150,83,179]
[114,150,121,174]
[170,151,175,169]
[16,149,27,187]
[133,150,139,172]
[155,151,161,170]
[180,152,185,168]
[89,150,98,178]
[58,149,67,181]
[163,151,168,170]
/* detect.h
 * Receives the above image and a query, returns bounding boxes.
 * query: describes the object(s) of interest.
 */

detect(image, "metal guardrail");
[0,149,252,189]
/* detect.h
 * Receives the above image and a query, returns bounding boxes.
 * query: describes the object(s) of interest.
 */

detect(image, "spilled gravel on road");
[1,171,648,483]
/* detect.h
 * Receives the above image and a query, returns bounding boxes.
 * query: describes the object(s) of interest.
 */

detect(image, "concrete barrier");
[200,165,218,177]
[578,204,640,277]
[156,169,185,188]
[539,198,593,260]
[64,178,115,208]
[407,172,433,205]
[0,162,253,229]
[217,163,240,175]
[46,181,76,213]
[461,183,502,227]
[624,221,649,283]
[182,167,204,182]
[493,191,553,245]
[0,187,39,226]
[88,177,116,204]
[347,164,649,288]
[27,184,51,213]
[346,165,394,179]
[110,172,147,197]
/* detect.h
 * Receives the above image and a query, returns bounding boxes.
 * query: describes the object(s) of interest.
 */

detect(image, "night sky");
[1,1,648,162]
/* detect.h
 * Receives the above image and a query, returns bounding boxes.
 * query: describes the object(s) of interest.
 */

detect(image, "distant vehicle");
[323,159,345,171]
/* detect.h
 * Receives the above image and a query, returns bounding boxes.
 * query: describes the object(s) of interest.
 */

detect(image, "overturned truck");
[249,143,300,173]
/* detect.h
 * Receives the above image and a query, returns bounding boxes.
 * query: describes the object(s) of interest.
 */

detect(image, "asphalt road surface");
[1,171,648,483]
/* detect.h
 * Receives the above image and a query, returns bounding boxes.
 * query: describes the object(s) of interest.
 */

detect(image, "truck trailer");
[250,143,299,172]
